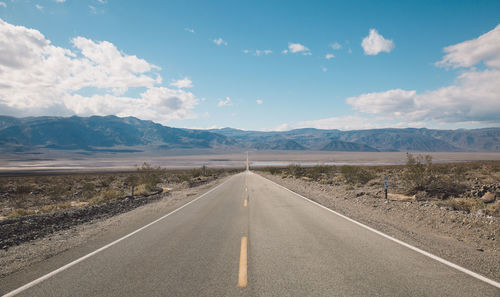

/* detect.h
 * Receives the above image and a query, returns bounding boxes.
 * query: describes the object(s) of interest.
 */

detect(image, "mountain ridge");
[0,115,499,152]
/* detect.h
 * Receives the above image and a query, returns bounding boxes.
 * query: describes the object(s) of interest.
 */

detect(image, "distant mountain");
[210,127,500,152]
[320,140,379,152]
[0,115,498,153]
[0,115,235,151]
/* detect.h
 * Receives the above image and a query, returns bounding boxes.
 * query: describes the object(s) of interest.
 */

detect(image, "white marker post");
[384,177,389,200]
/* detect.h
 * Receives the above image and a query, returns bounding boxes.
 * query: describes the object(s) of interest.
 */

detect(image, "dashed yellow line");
[238,236,248,287]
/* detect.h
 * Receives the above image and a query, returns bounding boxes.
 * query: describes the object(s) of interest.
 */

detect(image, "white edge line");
[253,171,500,289]
[2,174,237,297]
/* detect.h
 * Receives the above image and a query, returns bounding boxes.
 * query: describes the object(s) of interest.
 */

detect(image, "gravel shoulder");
[0,175,231,285]
[257,172,500,282]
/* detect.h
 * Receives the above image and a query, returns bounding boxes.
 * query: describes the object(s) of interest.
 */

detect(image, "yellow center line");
[238,236,248,287]
[243,199,248,207]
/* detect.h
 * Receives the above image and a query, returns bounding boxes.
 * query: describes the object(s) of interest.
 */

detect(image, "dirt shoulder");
[0,175,231,280]
[257,172,500,282]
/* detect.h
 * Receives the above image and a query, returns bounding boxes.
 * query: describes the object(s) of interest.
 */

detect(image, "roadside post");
[384,177,388,200]
[131,184,135,197]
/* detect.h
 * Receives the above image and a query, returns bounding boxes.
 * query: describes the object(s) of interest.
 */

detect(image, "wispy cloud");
[170,77,193,88]
[325,53,334,60]
[213,37,227,46]
[218,97,232,106]
[361,29,394,55]
[184,28,195,34]
[282,43,311,55]
[35,4,43,11]
[243,49,272,56]
[0,2,7,8]
[330,42,342,50]
[256,99,263,104]
[321,67,328,72]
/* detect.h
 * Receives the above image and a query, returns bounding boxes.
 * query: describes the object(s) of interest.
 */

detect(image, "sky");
[0,0,499,131]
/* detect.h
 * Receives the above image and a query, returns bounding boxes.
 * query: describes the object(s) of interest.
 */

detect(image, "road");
[2,171,499,296]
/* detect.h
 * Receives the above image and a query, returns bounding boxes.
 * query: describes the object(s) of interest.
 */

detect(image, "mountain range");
[0,115,499,153]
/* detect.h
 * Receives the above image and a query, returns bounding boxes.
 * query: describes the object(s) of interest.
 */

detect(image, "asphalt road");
[2,171,499,296]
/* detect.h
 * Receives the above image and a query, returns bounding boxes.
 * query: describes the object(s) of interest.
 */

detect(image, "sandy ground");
[0,176,229,278]
[258,172,500,282]
[1,151,500,172]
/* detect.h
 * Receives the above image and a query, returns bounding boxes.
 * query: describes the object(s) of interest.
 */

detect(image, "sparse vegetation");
[258,159,500,217]
[0,166,241,219]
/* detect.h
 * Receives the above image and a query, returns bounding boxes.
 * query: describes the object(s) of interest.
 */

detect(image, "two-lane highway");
[2,171,499,296]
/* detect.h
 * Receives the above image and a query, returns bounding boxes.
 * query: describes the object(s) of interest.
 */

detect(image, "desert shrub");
[485,202,500,217]
[137,163,163,190]
[48,184,71,200]
[437,198,484,213]
[340,165,375,185]
[402,153,434,194]
[268,167,282,175]
[307,165,336,181]
[402,153,467,199]
[99,176,116,187]
[287,164,304,177]
[15,184,34,194]
[90,189,123,205]
[81,182,96,198]
[425,177,467,199]
[41,202,72,213]
[8,208,37,218]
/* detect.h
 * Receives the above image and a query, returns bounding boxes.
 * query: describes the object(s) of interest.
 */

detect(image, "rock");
[480,192,496,204]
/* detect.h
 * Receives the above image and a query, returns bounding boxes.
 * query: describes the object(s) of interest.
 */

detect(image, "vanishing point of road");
[2,171,499,296]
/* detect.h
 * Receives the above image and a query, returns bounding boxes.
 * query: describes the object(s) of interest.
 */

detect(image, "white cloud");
[361,29,394,55]
[97,0,106,3]
[347,25,500,125]
[283,43,311,55]
[89,5,96,13]
[325,53,334,60]
[321,67,328,72]
[54,0,65,2]
[243,49,272,56]
[0,2,6,8]
[330,42,342,50]
[213,38,227,46]
[256,99,263,104]
[0,18,198,123]
[278,24,500,130]
[185,28,195,34]
[35,4,43,11]
[436,24,500,69]
[217,97,232,107]
[170,77,193,88]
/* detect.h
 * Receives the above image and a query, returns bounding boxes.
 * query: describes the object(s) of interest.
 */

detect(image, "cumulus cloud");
[283,43,311,55]
[349,25,500,125]
[213,38,227,46]
[325,53,334,60]
[256,99,263,104]
[170,77,193,88]
[217,97,232,107]
[436,24,500,69]
[361,29,394,55]
[330,42,342,50]
[279,24,500,130]
[0,18,198,123]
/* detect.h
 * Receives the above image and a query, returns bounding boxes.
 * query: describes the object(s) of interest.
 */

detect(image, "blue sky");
[0,0,499,130]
